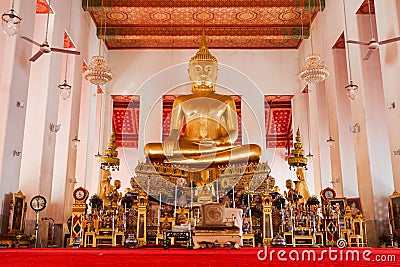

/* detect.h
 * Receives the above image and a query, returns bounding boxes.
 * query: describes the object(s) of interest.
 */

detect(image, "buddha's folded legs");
[144,142,261,167]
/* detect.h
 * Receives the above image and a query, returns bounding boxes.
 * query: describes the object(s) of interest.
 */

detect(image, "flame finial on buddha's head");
[190,31,217,63]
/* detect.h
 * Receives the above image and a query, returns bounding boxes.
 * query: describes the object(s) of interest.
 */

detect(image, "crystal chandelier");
[299,2,329,85]
[84,15,113,85]
[83,55,113,85]
[84,55,113,85]
[299,53,329,84]
[1,0,22,37]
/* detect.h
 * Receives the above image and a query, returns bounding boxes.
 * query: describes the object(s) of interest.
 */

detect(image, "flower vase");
[14,244,19,248]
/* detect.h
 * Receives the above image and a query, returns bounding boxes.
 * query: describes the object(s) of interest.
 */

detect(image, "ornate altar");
[69,187,89,247]
[8,191,27,234]
[191,203,242,249]
[0,191,28,248]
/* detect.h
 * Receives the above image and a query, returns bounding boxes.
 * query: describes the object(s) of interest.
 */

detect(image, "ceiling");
[83,0,326,50]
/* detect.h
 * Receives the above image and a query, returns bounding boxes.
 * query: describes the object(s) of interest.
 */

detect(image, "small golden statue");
[144,33,261,168]
[109,180,122,208]
[295,167,310,204]
[195,170,215,203]
[98,169,122,208]
[284,179,295,203]
[98,170,113,207]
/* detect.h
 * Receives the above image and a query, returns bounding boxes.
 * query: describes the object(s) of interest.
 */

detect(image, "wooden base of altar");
[192,231,241,249]
[242,233,255,247]
[0,234,30,248]
[83,229,125,248]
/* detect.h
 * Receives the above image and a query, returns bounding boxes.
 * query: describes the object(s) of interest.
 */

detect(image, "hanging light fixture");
[83,13,113,85]
[71,136,81,150]
[299,54,329,84]
[58,0,73,100]
[95,91,103,158]
[299,3,329,85]
[343,0,359,100]
[326,136,335,149]
[84,55,113,85]
[58,80,71,100]
[1,0,22,37]
[306,89,314,161]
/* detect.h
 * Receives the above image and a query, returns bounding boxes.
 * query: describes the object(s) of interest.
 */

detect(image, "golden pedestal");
[84,232,96,247]
[155,217,175,245]
[83,229,125,248]
[293,235,314,247]
[242,233,255,247]
[348,235,363,247]
[262,195,273,246]
[136,194,148,246]
[69,203,86,247]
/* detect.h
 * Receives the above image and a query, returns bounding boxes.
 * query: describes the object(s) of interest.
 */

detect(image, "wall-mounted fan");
[20,0,80,62]
[347,0,400,60]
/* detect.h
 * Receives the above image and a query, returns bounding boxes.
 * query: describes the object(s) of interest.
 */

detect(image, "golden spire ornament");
[100,128,120,171]
[288,128,308,170]
[190,31,217,63]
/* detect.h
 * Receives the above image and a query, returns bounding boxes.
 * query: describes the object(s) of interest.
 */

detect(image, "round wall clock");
[73,187,88,201]
[30,195,47,212]
[321,187,336,201]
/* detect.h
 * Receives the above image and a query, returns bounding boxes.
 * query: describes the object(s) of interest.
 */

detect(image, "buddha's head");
[188,33,218,92]
[296,167,305,181]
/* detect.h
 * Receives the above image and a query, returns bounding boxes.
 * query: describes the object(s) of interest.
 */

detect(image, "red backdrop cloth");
[265,95,293,149]
[112,95,140,148]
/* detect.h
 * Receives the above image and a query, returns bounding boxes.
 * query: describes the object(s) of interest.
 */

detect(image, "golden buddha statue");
[144,34,261,168]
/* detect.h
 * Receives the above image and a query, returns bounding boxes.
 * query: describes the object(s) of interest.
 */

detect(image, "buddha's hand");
[162,136,178,157]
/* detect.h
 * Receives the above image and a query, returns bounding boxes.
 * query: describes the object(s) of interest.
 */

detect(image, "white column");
[374,0,400,192]
[19,11,61,238]
[332,49,358,198]
[314,84,332,189]
[0,0,36,234]
[343,0,394,246]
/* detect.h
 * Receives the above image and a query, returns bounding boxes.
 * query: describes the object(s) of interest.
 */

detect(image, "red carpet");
[0,247,399,267]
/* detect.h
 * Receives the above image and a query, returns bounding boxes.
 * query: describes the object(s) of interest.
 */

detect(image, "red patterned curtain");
[162,95,242,145]
[112,95,140,148]
[264,95,293,149]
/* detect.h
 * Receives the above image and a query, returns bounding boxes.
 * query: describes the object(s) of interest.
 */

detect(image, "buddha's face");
[188,61,218,90]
